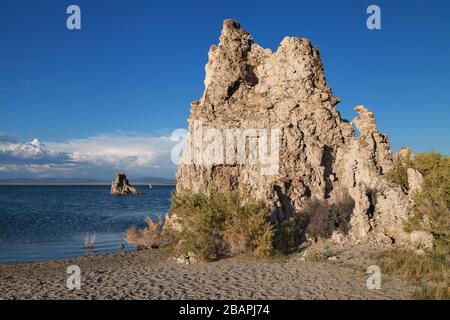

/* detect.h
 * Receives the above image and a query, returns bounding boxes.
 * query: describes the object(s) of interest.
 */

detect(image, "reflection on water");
[0,185,174,263]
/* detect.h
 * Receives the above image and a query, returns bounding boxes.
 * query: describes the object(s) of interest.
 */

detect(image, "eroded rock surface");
[111,173,140,195]
[176,19,422,247]
[407,168,424,195]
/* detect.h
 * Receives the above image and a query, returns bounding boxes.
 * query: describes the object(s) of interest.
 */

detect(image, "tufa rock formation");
[111,173,140,195]
[175,19,426,247]
[407,167,424,195]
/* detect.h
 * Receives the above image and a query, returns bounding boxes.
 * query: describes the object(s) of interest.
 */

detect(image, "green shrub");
[170,191,227,260]
[274,219,298,254]
[411,153,449,254]
[387,152,450,254]
[386,149,412,189]
[169,190,275,260]
[223,192,274,258]
[386,165,409,189]
[383,152,449,299]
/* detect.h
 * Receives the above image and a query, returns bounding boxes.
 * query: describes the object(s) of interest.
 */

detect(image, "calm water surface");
[0,185,174,263]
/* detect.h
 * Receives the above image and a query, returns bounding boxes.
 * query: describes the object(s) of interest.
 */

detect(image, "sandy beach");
[0,243,414,300]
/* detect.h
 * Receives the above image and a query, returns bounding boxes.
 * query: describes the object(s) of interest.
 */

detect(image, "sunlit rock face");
[176,19,420,246]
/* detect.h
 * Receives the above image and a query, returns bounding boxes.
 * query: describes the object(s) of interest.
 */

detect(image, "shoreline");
[0,183,176,186]
[0,243,415,300]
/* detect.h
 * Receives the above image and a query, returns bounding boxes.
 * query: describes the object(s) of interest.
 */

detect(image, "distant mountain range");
[0,176,176,186]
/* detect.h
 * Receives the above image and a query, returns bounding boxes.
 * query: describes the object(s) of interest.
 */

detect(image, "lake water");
[0,185,175,263]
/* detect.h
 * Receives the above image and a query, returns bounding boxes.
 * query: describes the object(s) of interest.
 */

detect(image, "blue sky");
[0,0,449,179]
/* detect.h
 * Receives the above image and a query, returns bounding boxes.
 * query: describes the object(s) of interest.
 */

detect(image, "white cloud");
[0,132,178,179]
[49,133,173,166]
[0,138,72,165]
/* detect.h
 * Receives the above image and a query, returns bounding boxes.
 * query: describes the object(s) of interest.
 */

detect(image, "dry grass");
[378,248,449,300]
[126,215,165,249]
[307,246,339,262]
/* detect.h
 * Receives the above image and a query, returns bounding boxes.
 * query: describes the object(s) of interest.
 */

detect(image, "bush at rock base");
[126,215,166,249]
[169,190,278,260]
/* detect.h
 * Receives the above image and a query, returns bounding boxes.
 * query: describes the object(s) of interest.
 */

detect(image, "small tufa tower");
[111,173,140,195]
